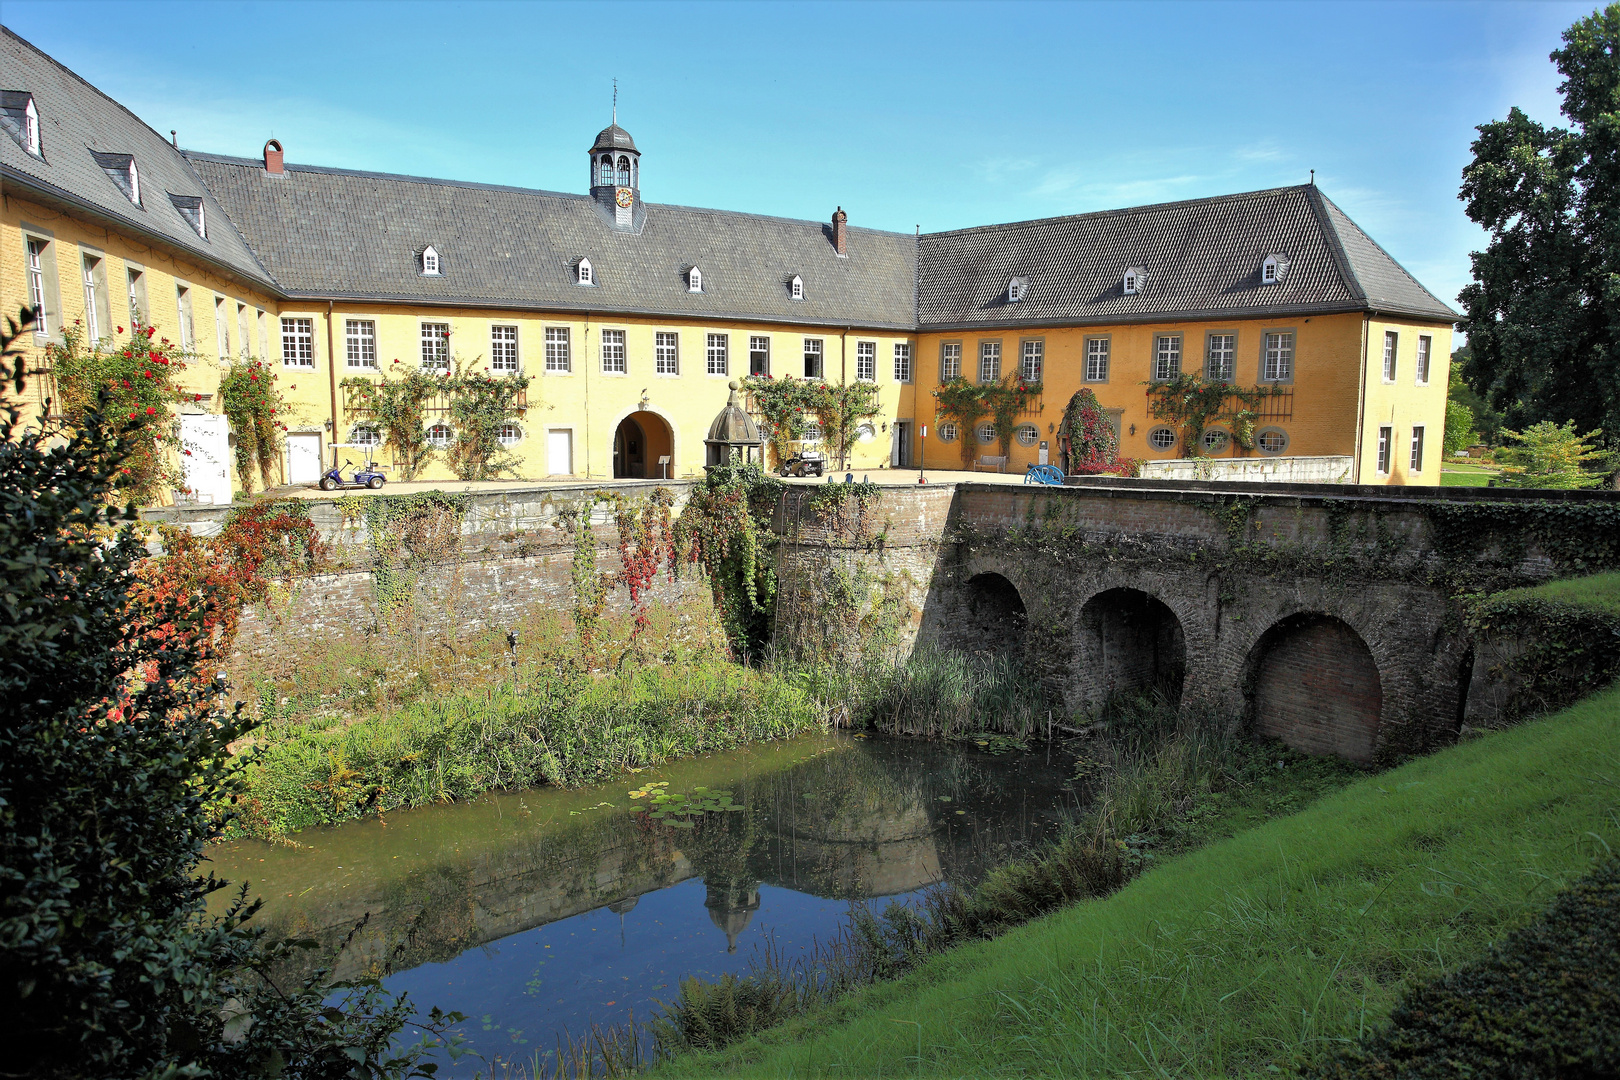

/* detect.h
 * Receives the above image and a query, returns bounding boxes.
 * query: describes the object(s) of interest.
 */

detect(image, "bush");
[1313,856,1620,1079]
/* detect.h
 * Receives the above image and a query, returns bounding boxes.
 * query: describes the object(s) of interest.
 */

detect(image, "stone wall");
[1139,455,1355,484]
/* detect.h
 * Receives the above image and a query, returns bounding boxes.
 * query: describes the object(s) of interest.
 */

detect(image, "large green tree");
[1458,4,1620,438]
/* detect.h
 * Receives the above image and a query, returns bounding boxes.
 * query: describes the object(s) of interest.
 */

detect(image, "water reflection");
[209,733,1082,1071]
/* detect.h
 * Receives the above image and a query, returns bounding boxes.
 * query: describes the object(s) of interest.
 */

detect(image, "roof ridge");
[1305,185,1366,304]
[918,185,1314,241]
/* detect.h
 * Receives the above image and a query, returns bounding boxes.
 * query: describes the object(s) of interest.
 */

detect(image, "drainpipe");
[325,300,338,467]
[1352,313,1370,485]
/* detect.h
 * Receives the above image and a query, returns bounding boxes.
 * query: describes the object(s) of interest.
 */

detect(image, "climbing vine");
[1143,373,1280,456]
[934,375,1043,462]
[341,365,441,480]
[219,359,289,493]
[339,490,471,615]
[1059,387,1135,476]
[613,487,677,638]
[673,459,783,660]
[1462,588,1620,722]
[446,357,533,481]
[741,374,820,466]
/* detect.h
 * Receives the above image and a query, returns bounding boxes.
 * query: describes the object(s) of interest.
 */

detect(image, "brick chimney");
[832,206,848,257]
[263,139,284,176]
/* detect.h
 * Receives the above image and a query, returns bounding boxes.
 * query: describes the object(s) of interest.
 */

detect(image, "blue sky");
[3,1,1596,314]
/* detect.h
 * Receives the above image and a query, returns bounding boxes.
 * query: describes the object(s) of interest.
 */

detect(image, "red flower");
[146,406,157,415]
[250,373,259,381]
[128,412,138,420]
[183,450,192,456]
[194,394,202,402]
[144,371,153,378]
[288,384,295,390]
[116,325,124,334]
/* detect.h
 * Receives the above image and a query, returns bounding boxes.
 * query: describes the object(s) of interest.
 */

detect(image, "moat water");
[207,732,1084,1075]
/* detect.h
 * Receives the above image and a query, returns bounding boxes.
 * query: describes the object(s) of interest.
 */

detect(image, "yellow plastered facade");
[1355,317,1453,485]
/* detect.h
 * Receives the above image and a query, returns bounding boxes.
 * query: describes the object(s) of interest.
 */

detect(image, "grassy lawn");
[1440,459,1499,487]
[662,685,1620,1078]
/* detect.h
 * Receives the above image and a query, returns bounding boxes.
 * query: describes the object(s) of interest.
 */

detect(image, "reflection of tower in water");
[703,879,761,953]
[606,895,638,947]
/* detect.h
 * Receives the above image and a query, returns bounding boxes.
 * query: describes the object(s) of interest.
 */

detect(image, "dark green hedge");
[1313,856,1620,1079]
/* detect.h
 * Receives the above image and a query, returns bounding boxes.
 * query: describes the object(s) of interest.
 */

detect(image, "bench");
[974,455,1008,472]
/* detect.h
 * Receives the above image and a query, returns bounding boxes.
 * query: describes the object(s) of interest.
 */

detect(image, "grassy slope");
[665,685,1620,1078]
[1489,570,1620,618]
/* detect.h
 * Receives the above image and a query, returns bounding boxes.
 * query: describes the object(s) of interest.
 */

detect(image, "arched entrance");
[1079,588,1187,705]
[613,411,673,479]
[1249,614,1382,762]
[958,572,1027,659]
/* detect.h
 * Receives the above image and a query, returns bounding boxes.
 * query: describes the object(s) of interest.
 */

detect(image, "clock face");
[615,187,633,208]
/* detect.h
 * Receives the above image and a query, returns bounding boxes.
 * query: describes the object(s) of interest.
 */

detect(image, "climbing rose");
[116,325,124,333]
[146,406,157,415]
[128,412,137,420]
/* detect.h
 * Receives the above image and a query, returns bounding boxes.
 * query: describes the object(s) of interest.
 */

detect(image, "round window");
[938,422,958,443]
[425,422,454,448]
[801,424,822,442]
[349,424,381,447]
[1201,427,1229,453]
[857,422,877,442]
[1148,426,1177,450]
[497,423,522,446]
[1256,427,1289,455]
[1015,424,1039,447]
[977,423,997,444]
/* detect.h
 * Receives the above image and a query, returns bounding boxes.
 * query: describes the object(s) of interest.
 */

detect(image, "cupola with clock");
[589,115,643,232]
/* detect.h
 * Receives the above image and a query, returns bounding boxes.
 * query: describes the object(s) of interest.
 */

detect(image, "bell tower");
[589,91,642,231]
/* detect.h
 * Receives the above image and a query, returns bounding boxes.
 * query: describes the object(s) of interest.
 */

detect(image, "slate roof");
[591,125,637,153]
[0,27,275,290]
[183,152,920,329]
[916,185,1456,330]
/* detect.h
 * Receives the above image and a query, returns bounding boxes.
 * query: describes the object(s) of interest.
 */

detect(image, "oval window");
[1256,427,1289,455]
[938,422,958,443]
[857,422,877,442]
[349,424,381,447]
[977,423,997,444]
[1015,424,1039,447]
[1201,427,1229,453]
[425,422,453,448]
[1148,426,1177,450]
[497,423,522,446]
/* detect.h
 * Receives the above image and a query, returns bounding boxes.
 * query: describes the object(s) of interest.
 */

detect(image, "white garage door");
[547,428,573,476]
[286,432,322,485]
[179,413,232,505]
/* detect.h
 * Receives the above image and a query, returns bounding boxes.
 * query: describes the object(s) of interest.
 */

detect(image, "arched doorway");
[613,411,673,479]
[957,572,1027,659]
[1079,588,1187,705]
[1249,614,1382,762]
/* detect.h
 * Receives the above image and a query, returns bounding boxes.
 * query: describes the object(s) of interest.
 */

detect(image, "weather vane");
[612,78,618,125]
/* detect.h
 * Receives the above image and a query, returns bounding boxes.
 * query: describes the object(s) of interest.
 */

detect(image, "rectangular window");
[214,295,228,357]
[978,340,1001,383]
[26,239,48,333]
[803,337,823,379]
[856,340,876,381]
[706,332,728,376]
[491,324,520,373]
[544,326,571,373]
[422,322,450,371]
[1206,333,1236,381]
[257,309,268,358]
[1410,426,1425,473]
[749,334,770,376]
[82,256,101,339]
[1416,335,1431,385]
[128,268,144,328]
[1153,335,1182,381]
[237,303,250,357]
[1084,336,1110,382]
[893,342,913,383]
[176,285,194,348]
[345,319,377,368]
[655,331,679,375]
[281,317,314,368]
[1383,331,1398,382]
[1263,331,1294,382]
[600,328,625,374]
[1019,338,1043,383]
[940,341,962,382]
[1377,425,1393,474]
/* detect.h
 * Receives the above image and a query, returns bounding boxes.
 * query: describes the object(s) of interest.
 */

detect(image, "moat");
[208,732,1086,1074]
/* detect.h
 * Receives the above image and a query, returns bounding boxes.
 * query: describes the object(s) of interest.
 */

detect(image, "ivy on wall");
[1462,589,1620,723]
[1059,387,1136,476]
[673,460,783,660]
[338,490,471,615]
[218,359,287,494]
[446,358,533,481]
[934,375,1042,463]
[341,367,440,480]
[742,375,883,470]
[1143,373,1280,456]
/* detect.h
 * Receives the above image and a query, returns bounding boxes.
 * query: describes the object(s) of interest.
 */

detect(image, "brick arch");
[958,571,1027,659]
[1074,586,1188,707]
[1244,612,1383,762]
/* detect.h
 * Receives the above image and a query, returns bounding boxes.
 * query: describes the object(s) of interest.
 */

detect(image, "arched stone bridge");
[773,478,1618,764]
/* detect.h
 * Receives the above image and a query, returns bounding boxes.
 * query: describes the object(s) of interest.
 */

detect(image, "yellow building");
[2,27,1455,499]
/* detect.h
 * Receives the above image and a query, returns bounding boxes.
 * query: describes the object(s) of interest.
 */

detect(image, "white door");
[179,413,232,505]
[286,433,322,485]
[547,428,573,476]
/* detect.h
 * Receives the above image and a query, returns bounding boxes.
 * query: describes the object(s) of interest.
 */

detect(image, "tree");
[1496,420,1613,488]
[1457,5,1620,439]
[1444,398,1478,456]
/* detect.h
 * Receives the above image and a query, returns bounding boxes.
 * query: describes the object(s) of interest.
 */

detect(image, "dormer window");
[790,275,804,301]
[1007,277,1028,303]
[421,246,441,276]
[1123,267,1144,295]
[0,92,41,157]
[92,151,140,206]
[576,257,594,286]
[1261,254,1290,284]
[687,266,702,293]
[169,194,206,238]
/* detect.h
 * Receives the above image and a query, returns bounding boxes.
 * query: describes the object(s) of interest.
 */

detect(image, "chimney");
[832,206,848,257]
[263,139,284,176]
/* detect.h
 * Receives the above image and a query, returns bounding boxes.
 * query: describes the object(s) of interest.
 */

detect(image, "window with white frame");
[1206,333,1236,381]
[425,422,454,448]
[801,423,821,442]
[214,295,228,357]
[170,194,205,238]
[790,275,804,301]
[706,333,728,376]
[497,423,522,446]
[176,285,193,348]
[978,340,1001,383]
[600,328,626,374]
[25,239,48,334]
[1262,331,1294,381]
[1257,428,1288,454]
[1410,426,1425,473]
[237,304,250,357]
[82,256,101,340]
[544,326,571,372]
[599,156,614,186]
[1016,424,1038,446]
[940,341,962,381]
[1153,335,1182,381]
[1262,255,1288,284]
[491,324,519,373]
[655,331,679,374]
[577,258,593,286]
[1019,339,1043,383]
[1123,267,1143,295]
[938,422,958,442]
[93,152,140,206]
[1416,335,1431,385]
[345,320,376,368]
[1383,331,1398,382]
[1377,425,1393,473]
[127,268,143,328]
[857,421,877,442]
[1148,426,1177,450]
[1201,427,1230,453]
[0,93,42,157]
[281,317,314,368]
[687,267,702,292]
[421,246,441,275]
[349,423,381,448]
[856,340,876,381]
[1085,336,1110,382]
[749,335,770,376]
[1007,277,1027,303]
[803,337,823,379]
[421,322,450,371]
[976,422,997,444]
[894,342,913,383]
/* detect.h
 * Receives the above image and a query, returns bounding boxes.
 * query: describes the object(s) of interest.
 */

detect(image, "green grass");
[1440,464,1497,487]
[660,684,1620,1077]
[1487,570,1620,619]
